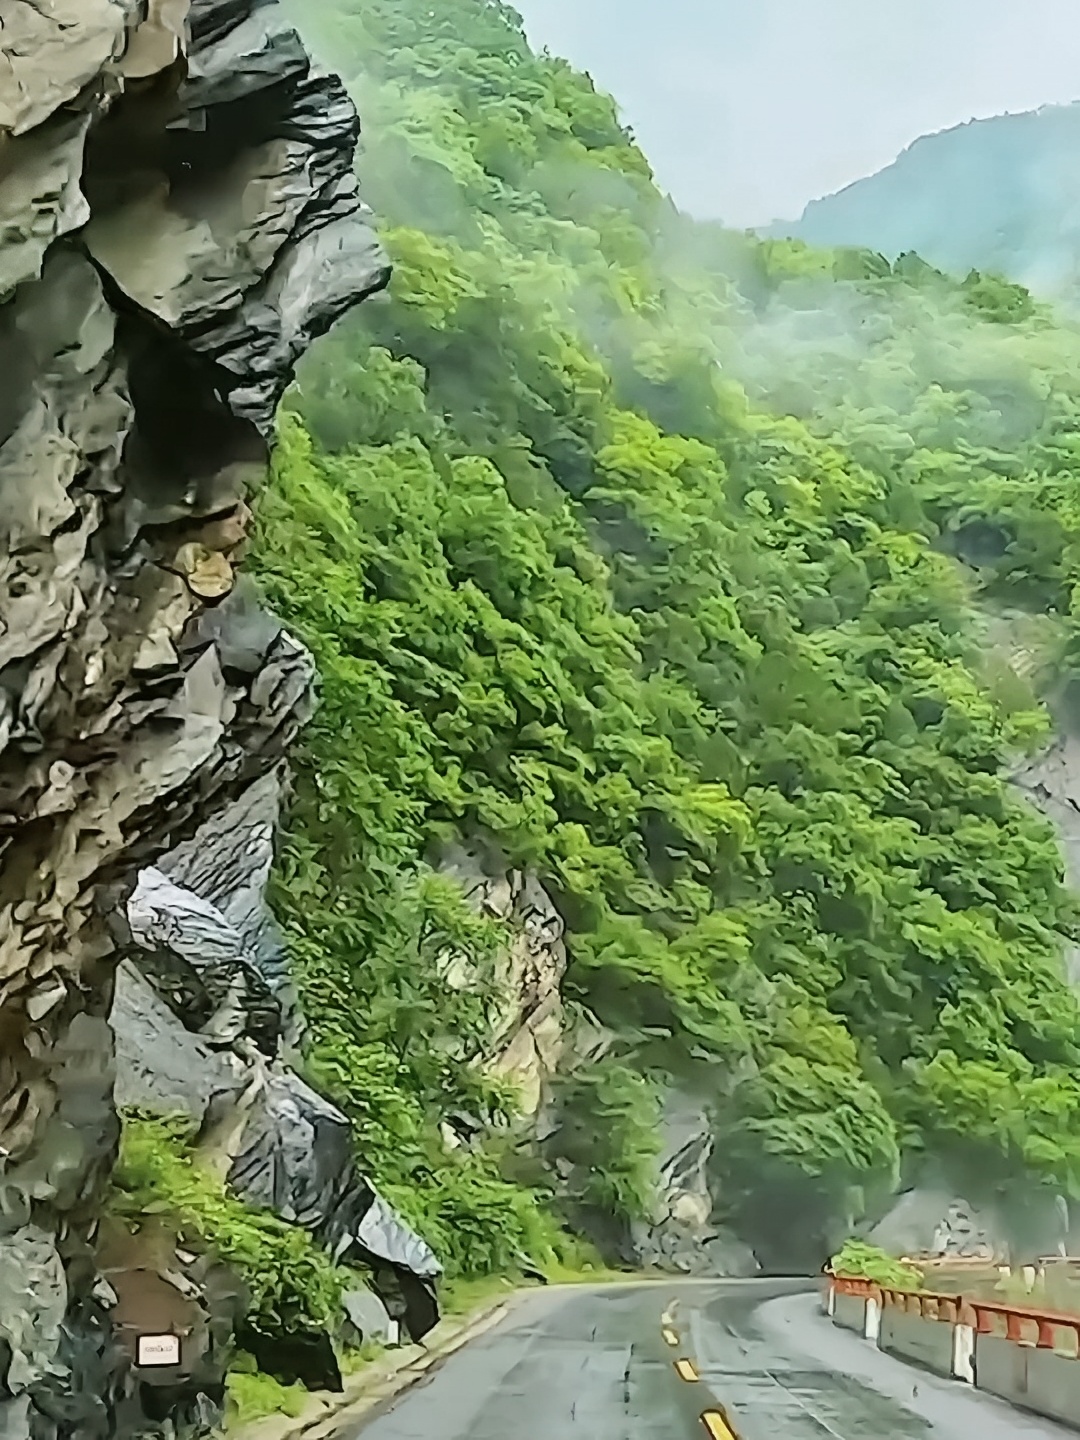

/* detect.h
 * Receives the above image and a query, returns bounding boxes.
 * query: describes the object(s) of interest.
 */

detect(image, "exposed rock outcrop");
[631,1092,758,1277]
[1014,731,1080,983]
[0,3,387,1436]
[868,1190,1000,1261]
[436,839,567,1120]
[868,1186,1071,1263]
[115,846,442,1339]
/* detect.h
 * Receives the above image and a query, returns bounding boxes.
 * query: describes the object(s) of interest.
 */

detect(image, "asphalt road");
[349,1278,1078,1439]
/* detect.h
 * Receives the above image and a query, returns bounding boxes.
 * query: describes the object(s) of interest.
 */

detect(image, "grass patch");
[340,1338,387,1375]
[225,1355,308,1428]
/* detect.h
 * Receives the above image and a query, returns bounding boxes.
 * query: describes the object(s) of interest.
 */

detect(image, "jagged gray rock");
[1014,730,1080,983]
[869,1186,1072,1264]
[220,1069,441,1337]
[340,1288,394,1348]
[631,1092,759,1277]
[117,788,443,1342]
[0,3,386,1437]
[868,1189,1000,1260]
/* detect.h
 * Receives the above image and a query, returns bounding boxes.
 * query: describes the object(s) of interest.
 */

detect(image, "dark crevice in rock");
[116,313,266,531]
[80,64,190,218]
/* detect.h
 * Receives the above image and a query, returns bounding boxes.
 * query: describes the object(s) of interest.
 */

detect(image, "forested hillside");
[779,102,1080,304]
[257,0,1080,1271]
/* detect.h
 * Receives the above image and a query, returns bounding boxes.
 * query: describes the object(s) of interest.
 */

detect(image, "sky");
[512,0,1080,227]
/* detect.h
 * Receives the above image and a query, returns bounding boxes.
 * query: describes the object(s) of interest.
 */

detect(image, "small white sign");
[137,1334,181,1368]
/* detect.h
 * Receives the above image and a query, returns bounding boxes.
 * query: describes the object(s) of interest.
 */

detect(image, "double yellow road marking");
[660,1312,740,1439]
[700,1410,738,1440]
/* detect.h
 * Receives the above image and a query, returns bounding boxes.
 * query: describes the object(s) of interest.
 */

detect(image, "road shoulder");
[755,1291,1077,1439]
[233,1292,525,1440]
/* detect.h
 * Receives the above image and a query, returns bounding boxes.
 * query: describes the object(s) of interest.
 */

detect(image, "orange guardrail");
[831,1272,1080,1350]
[878,1286,974,1324]
[967,1296,1080,1350]
[832,1275,879,1300]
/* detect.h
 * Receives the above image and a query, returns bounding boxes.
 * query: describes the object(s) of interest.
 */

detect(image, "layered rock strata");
[0,3,387,1435]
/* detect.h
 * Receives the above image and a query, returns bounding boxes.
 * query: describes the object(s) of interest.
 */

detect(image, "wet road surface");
[349,1278,1077,1439]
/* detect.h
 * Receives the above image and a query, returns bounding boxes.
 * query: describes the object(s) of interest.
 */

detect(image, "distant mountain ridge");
[774,101,1080,297]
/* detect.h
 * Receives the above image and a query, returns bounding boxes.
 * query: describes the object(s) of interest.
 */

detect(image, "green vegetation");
[830,1240,923,1291]
[225,1356,308,1429]
[253,0,1080,1271]
[110,1114,350,1337]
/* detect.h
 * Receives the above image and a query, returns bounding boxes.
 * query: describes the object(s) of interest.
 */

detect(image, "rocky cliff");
[0,4,391,1436]
[435,839,567,1122]
[631,1092,758,1278]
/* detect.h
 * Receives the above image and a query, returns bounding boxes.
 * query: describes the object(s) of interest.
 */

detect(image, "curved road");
[349,1279,1078,1439]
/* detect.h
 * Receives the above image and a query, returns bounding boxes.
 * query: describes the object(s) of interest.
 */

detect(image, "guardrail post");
[953,1322,975,1383]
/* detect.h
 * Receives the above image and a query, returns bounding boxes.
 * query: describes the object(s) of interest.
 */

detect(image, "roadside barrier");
[825,1269,1080,1427]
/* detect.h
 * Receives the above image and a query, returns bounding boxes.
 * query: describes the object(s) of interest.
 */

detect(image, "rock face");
[1014,731,1080,983]
[436,840,567,1120]
[868,1186,1072,1263]
[0,4,387,1437]
[631,1093,758,1277]
[115,813,442,1343]
[869,1190,1000,1261]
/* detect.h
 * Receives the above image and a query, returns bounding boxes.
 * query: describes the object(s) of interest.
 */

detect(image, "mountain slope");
[780,103,1080,297]
[254,0,1080,1275]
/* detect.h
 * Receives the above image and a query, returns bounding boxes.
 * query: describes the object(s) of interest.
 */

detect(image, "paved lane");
[349,1279,1077,1439]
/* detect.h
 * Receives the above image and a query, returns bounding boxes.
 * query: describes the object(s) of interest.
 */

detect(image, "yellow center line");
[701,1410,738,1440]
[675,1358,700,1382]
[662,1327,680,1347]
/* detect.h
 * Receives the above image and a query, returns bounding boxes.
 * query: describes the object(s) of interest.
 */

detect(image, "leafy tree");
[253,0,1080,1271]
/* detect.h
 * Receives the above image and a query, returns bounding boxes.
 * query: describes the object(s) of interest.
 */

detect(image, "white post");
[827,1283,836,1317]
[953,1323,975,1384]
[865,1296,881,1343]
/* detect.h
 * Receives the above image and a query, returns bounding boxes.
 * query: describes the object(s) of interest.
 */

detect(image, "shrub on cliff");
[831,1240,924,1291]
[110,1114,348,1339]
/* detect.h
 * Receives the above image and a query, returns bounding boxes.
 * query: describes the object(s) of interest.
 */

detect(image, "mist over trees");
[257,0,1080,1270]
[779,102,1080,308]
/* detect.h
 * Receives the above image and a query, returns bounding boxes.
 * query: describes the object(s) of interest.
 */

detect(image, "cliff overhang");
[0,4,391,1436]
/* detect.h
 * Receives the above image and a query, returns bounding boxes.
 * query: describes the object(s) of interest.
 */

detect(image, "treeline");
[255,0,1080,1267]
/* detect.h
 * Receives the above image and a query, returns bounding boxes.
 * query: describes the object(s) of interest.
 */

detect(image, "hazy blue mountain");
[776,102,1080,297]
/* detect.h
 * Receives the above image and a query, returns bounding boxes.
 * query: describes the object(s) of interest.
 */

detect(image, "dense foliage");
[110,1115,349,1337]
[830,1239,923,1291]
[257,0,1080,1267]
